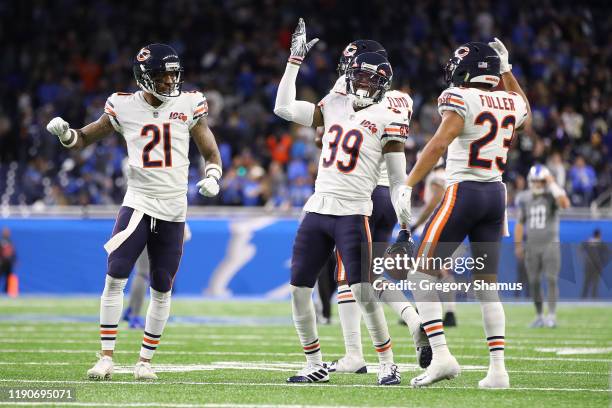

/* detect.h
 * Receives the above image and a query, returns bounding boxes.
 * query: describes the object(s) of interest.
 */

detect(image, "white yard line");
[0,360,608,376]
[0,378,608,393]
[1,349,610,363]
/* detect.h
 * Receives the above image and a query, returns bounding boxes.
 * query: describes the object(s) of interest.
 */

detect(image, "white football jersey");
[303,91,410,216]
[104,90,208,222]
[438,86,528,185]
[330,76,413,187]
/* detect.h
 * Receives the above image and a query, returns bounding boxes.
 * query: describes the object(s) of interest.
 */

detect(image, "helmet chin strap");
[137,81,171,104]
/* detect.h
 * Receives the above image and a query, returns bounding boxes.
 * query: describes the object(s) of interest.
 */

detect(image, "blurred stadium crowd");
[0,0,610,208]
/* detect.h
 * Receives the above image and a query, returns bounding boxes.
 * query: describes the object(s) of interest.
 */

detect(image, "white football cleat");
[410,353,460,387]
[545,315,557,328]
[287,364,329,383]
[327,356,367,374]
[134,361,158,380]
[377,363,401,385]
[478,370,510,389]
[87,354,113,380]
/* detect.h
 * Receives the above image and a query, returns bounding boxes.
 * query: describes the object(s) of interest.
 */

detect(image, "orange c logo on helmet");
[136,48,151,62]
[454,46,470,59]
[343,44,358,57]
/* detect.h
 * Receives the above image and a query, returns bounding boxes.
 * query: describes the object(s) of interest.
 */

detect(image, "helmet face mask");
[346,53,392,107]
[133,44,184,103]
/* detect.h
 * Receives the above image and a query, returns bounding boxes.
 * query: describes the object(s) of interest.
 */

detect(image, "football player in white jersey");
[46,43,222,380]
[395,39,530,388]
[274,19,412,385]
[320,40,431,374]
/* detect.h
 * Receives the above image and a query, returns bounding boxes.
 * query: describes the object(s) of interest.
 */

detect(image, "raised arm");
[190,117,223,198]
[488,38,532,130]
[46,114,114,150]
[273,18,323,128]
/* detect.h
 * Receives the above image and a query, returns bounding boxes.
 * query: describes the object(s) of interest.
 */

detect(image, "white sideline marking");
[1,349,611,363]
[0,361,607,376]
[535,347,612,355]
[0,379,608,393]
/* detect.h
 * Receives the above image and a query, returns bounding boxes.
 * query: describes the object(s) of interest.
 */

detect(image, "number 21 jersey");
[104,90,207,222]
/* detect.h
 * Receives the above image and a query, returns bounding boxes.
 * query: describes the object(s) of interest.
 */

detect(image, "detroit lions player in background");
[395,38,531,388]
[46,44,222,380]
[274,19,413,385]
[515,165,570,328]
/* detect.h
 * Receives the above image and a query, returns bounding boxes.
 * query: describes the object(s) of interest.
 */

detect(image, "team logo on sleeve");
[136,47,151,62]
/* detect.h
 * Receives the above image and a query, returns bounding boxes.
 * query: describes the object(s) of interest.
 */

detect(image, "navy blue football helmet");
[133,43,183,102]
[346,52,392,107]
[337,40,387,76]
[444,42,501,88]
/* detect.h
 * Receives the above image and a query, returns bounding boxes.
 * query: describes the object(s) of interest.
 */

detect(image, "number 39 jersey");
[303,92,411,216]
[330,76,413,187]
[438,86,528,185]
[104,90,208,222]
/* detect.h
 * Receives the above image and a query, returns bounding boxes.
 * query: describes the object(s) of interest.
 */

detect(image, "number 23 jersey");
[104,90,208,222]
[304,92,410,216]
[438,86,528,185]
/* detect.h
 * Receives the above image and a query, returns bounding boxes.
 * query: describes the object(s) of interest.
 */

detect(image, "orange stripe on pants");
[417,184,458,259]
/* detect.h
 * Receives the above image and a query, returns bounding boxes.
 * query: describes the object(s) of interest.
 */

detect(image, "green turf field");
[0,298,610,407]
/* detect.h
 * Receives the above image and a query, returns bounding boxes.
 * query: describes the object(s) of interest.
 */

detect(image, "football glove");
[394,185,412,226]
[386,229,416,259]
[197,177,220,197]
[46,116,77,147]
[384,229,416,280]
[488,37,512,74]
[197,163,222,197]
[289,18,319,65]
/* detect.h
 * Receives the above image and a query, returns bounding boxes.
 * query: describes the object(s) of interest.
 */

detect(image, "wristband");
[60,129,78,148]
[205,163,222,181]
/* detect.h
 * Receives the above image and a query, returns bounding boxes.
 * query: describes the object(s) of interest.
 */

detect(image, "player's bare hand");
[197,177,220,197]
[289,18,319,64]
[488,37,511,73]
